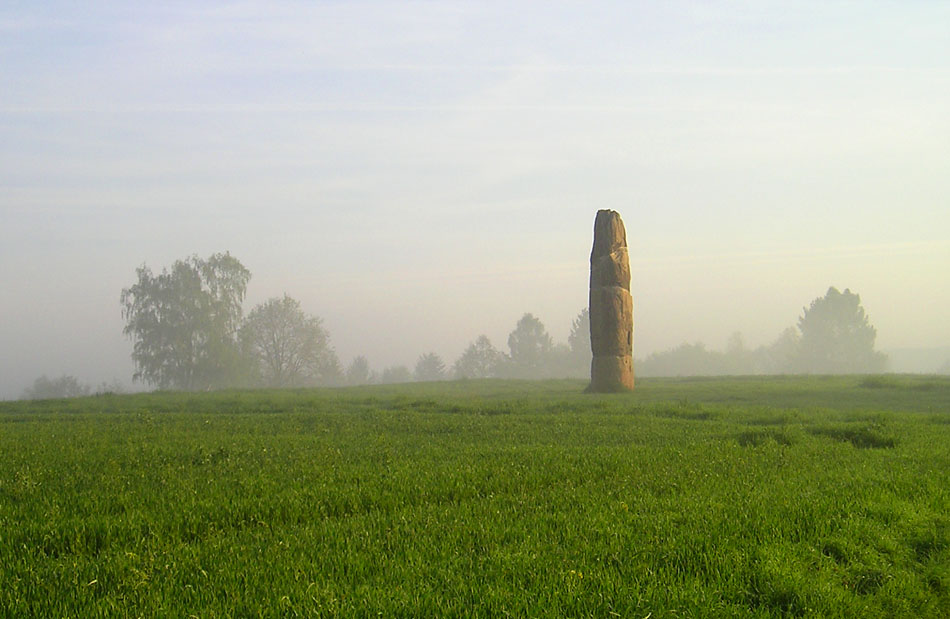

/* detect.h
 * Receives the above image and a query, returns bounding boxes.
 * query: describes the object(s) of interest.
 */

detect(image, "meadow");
[1,375,949,617]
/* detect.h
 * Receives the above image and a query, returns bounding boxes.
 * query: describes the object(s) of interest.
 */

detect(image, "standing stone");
[588,210,634,391]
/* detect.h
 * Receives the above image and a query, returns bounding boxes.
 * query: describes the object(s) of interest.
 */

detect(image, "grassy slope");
[1,376,949,617]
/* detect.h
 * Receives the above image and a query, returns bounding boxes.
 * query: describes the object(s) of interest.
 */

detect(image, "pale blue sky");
[2,1,949,396]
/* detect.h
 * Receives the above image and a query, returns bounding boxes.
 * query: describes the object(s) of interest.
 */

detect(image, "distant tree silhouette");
[638,342,727,377]
[567,308,592,374]
[22,375,90,400]
[380,365,412,384]
[414,353,446,382]
[120,252,250,390]
[453,335,502,379]
[240,295,341,387]
[761,327,800,374]
[794,287,886,373]
[723,331,755,374]
[346,356,372,385]
[507,313,553,376]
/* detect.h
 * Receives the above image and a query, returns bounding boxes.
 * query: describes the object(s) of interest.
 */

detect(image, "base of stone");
[587,355,634,392]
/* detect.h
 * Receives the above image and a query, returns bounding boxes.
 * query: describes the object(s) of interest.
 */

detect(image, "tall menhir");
[588,209,634,392]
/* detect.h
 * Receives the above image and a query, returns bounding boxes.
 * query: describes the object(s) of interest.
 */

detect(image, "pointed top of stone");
[591,209,627,258]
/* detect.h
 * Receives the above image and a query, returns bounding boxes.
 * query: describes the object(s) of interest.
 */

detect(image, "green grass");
[1,375,949,617]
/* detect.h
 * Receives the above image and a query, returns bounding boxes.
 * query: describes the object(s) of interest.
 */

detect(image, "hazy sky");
[2,1,949,397]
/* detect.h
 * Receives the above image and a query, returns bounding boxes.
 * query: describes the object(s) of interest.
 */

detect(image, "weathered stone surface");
[589,286,633,357]
[591,210,627,257]
[588,210,634,392]
[590,249,630,290]
[589,356,634,393]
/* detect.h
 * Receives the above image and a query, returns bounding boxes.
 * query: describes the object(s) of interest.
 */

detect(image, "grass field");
[2,375,949,617]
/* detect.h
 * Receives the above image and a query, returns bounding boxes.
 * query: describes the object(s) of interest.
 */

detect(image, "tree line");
[639,287,888,376]
[119,255,890,390]
[117,252,593,391]
[335,310,591,386]
[19,254,894,398]
[20,375,126,400]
